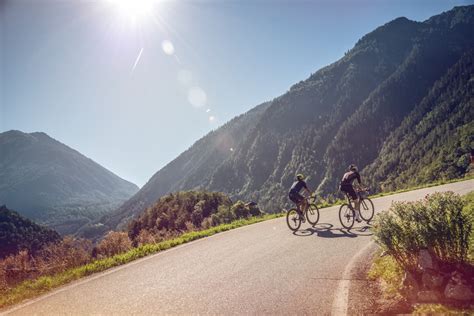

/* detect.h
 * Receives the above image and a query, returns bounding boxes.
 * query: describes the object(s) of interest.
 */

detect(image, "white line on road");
[331,241,375,316]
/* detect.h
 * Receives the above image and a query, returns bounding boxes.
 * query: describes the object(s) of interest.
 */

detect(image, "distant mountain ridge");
[105,5,474,232]
[0,130,139,235]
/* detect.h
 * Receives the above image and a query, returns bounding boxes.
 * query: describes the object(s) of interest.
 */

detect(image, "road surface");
[2,180,473,315]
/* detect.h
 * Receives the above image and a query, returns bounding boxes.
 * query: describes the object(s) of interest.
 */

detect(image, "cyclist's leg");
[295,194,305,218]
[347,186,361,221]
[289,192,304,216]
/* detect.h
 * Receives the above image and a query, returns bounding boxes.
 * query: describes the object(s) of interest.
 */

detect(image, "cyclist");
[340,164,363,222]
[289,173,312,221]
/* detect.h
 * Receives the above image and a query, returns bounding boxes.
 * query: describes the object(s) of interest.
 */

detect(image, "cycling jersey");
[340,170,361,200]
[289,179,308,194]
[340,170,361,186]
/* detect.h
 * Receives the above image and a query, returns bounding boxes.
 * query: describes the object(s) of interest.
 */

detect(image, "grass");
[369,175,474,199]
[413,304,474,315]
[367,251,404,298]
[315,175,474,208]
[0,213,282,309]
[1,176,472,310]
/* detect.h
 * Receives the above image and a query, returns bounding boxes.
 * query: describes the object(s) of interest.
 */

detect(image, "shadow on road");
[293,223,373,238]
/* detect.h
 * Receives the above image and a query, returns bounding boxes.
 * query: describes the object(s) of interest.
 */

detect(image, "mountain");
[364,49,474,191]
[0,130,139,235]
[106,5,474,231]
[101,102,270,230]
[0,205,61,259]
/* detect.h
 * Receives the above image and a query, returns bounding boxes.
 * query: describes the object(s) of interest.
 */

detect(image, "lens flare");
[162,40,175,55]
[131,47,144,71]
[188,87,207,108]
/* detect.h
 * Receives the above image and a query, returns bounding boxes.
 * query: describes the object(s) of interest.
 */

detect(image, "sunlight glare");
[178,69,192,85]
[108,0,155,18]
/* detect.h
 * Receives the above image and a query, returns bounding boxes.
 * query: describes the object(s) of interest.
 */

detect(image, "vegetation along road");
[2,180,473,315]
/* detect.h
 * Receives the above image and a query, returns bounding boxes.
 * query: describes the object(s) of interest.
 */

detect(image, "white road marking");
[331,241,375,316]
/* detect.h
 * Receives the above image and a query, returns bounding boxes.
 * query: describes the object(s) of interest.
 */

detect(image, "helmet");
[296,173,305,180]
[349,164,358,172]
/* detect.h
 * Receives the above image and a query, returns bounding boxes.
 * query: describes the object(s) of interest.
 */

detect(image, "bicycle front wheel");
[339,204,355,229]
[360,198,374,222]
[286,208,302,231]
[306,203,320,226]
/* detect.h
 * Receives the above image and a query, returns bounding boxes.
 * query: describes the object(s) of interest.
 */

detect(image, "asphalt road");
[3,180,473,315]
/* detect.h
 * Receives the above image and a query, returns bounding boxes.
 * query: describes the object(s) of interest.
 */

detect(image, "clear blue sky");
[1,0,472,187]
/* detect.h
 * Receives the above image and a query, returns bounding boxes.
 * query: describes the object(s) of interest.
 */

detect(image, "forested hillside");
[0,205,60,258]
[0,131,139,235]
[128,191,262,245]
[102,102,270,230]
[365,49,474,191]
[105,5,474,232]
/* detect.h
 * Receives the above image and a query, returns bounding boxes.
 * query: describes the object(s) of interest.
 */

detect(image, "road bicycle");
[286,195,320,231]
[339,188,374,229]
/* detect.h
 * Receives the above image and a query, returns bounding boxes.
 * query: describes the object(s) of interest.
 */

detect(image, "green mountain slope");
[0,131,139,235]
[105,5,474,232]
[101,102,270,231]
[365,49,474,191]
[0,205,61,258]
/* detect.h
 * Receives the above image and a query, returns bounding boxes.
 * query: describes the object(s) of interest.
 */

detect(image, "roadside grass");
[368,190,474,314]
[0,213,283,309]
[413,303,474,315]
[367,251,404,298]
[369,175,474,199]
[1,176,472,310]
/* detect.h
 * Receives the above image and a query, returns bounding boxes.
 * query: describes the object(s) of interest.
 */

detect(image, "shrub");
[93,232,132,259]
[216,205,235,224]
[201,217,213,229]
[36,237,92,275]
[134,229,157,247]
[247,203,263,217]
[0,250,36,290]
[373,191,473,270]
[0,237,93,291]
[231,201,250,218]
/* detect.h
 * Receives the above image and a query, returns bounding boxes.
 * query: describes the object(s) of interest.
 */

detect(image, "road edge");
[331,240,377,316]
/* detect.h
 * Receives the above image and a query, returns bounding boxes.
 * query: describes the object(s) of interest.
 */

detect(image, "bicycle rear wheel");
[360,198,374,222]
[339,204,355,229]
[306,203,320,226]
[286,208,302,231]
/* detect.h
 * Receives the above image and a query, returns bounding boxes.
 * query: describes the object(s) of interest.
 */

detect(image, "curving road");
[2,180,473,315]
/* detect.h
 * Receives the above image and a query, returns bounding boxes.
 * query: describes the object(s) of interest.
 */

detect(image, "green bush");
[231,201,250,218]
[372,191,473,270]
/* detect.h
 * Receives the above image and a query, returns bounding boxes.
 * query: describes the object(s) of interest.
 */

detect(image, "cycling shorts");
[289,190,304,204]
[340,184,357,200]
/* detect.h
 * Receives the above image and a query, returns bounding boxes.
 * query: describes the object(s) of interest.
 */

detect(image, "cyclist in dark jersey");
[340,164,363,222]
[289,174,312,220]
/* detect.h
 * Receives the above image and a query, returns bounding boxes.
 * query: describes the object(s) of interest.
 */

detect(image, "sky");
[1,0,472,187]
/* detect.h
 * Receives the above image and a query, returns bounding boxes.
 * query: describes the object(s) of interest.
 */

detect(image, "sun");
[108,0,156,18]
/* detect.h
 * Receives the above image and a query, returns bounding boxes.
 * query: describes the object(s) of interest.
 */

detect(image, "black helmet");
[349,164,358,172]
